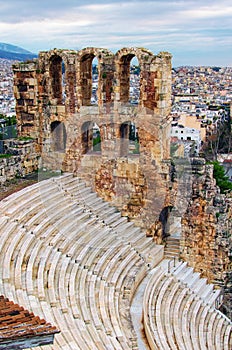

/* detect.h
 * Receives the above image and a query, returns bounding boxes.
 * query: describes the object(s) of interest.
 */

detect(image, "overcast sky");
[1,0,232,66]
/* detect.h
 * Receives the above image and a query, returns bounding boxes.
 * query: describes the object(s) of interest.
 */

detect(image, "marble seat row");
[143,263,232,350]
[170,261,222,307]
[0,173,164,349]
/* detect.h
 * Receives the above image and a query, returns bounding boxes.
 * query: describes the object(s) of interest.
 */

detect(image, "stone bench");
[0,174,171,349]
[26,244,94,349]
[143,261,232,350]
[2,227,26,284]
[170,261,222,309]
[0,179,54,216]
[47,251,62,307]
[164,280,180,350]
[224,324,232,350]
[14,185,61,223]
[143,267,165,349]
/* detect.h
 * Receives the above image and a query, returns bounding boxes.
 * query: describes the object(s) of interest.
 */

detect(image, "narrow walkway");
[130,273,151,350]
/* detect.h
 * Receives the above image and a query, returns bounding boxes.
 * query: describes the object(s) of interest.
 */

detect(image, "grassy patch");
[0,154,12,159]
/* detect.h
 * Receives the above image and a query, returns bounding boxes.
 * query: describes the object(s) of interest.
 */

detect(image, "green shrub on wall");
[210,161,232,193]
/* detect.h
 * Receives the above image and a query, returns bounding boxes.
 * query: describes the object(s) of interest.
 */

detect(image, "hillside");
[0,42,37,61]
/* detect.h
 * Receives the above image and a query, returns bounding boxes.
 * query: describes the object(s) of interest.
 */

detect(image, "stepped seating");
[171,261,222,307]
[1,172,231,350]
[0,173,164,349]
[143,261,232,350]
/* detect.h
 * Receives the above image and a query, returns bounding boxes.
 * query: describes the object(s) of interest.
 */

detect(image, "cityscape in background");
[1,57,231,164]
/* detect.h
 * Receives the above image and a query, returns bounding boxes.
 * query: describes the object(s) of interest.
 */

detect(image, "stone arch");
[77,47,114,106]
[49,54,65,105]
[50,120,66,151]
[91,57,99,104]
[115,47,153,104]
[120,121,139,156]
[79,52,95,106]
[92,123,101,152]
[81,121,102,154]
[159,206,180,240]
[81,121,93,154]
[46,50,78,112]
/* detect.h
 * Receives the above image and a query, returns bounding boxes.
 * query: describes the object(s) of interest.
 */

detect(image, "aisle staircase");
[164,236,180,258]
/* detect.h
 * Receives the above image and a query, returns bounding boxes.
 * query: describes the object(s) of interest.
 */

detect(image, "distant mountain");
[0,42,37,61]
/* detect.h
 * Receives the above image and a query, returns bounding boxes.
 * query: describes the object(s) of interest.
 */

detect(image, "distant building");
[171,124,201,155]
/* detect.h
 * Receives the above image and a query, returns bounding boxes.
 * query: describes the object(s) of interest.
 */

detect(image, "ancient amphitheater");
[0,173,231,349]
[0,47,231,348]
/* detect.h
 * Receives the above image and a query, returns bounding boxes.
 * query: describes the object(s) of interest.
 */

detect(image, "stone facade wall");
[13,47,173,236]
[180,158,232,316]
[0,140,39,184]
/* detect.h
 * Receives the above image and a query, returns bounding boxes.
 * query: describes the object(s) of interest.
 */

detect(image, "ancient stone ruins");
[0,47,230,348]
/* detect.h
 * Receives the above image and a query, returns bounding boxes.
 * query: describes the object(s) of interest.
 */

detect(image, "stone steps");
[164,236,180,258]
[0,173,231,350]
[143,262,232,350]
[0,173,164,350]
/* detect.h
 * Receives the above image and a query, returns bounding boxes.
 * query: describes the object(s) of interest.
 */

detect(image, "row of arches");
[49,54,140,107]
[50,120,140,156]
[42,47,156,108]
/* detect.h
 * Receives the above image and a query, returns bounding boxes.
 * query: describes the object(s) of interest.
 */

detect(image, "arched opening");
[49,55,66,105]
[81,121,93,154]
[130,57,140,104]
[92,123,101,152]
[119,54,140,104]
[80,53,99,106]
[61,61,66,104]
[92,57,98,105]
[159,206,182,240]
[120,121,139,156]
[51,121,66,151]
[81,121,101,154]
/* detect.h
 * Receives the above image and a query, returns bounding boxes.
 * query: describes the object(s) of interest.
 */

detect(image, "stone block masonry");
[180,158,232,318]
[0,139,39,185]
[13,47,173,238]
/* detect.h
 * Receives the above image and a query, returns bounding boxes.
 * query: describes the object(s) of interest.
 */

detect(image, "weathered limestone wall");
[0,140,39,184]
[13,62,40,140]
[180,158,232,315]
[13,47,173,236]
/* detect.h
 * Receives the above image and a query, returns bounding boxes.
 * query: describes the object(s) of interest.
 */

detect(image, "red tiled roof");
[0,295,59,343]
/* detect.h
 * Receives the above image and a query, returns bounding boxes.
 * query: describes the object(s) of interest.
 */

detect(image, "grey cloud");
[0,0,231,66]
[0,0,221,22]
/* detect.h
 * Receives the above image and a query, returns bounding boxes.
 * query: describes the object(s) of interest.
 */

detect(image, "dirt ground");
[0,177,37,201]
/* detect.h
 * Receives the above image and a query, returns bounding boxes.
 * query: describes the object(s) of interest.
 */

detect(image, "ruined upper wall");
[12,47,173,235]
[13,47,172,138]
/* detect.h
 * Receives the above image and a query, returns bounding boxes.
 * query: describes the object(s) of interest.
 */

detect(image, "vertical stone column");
[13,61,39,139]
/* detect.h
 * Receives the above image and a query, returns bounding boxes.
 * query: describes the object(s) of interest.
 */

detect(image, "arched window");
[80,54,98,106]
[81,121,101,154]
[51,121,66,151]
[130,57,140,104]
[81,121,92,154]
[92,123,101,152]
[49,55,66,104]
[119,54,140,104]
[91,57,98,105]
[120,121,139,156]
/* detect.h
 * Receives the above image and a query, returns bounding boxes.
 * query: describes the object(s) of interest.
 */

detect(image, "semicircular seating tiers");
[143,261,232,350]
[0,173,163,350]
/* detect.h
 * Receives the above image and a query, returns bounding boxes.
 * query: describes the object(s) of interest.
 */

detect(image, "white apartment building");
[171,124,201,155]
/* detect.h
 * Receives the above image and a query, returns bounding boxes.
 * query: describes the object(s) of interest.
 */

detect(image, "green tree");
[210,161,232,193]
